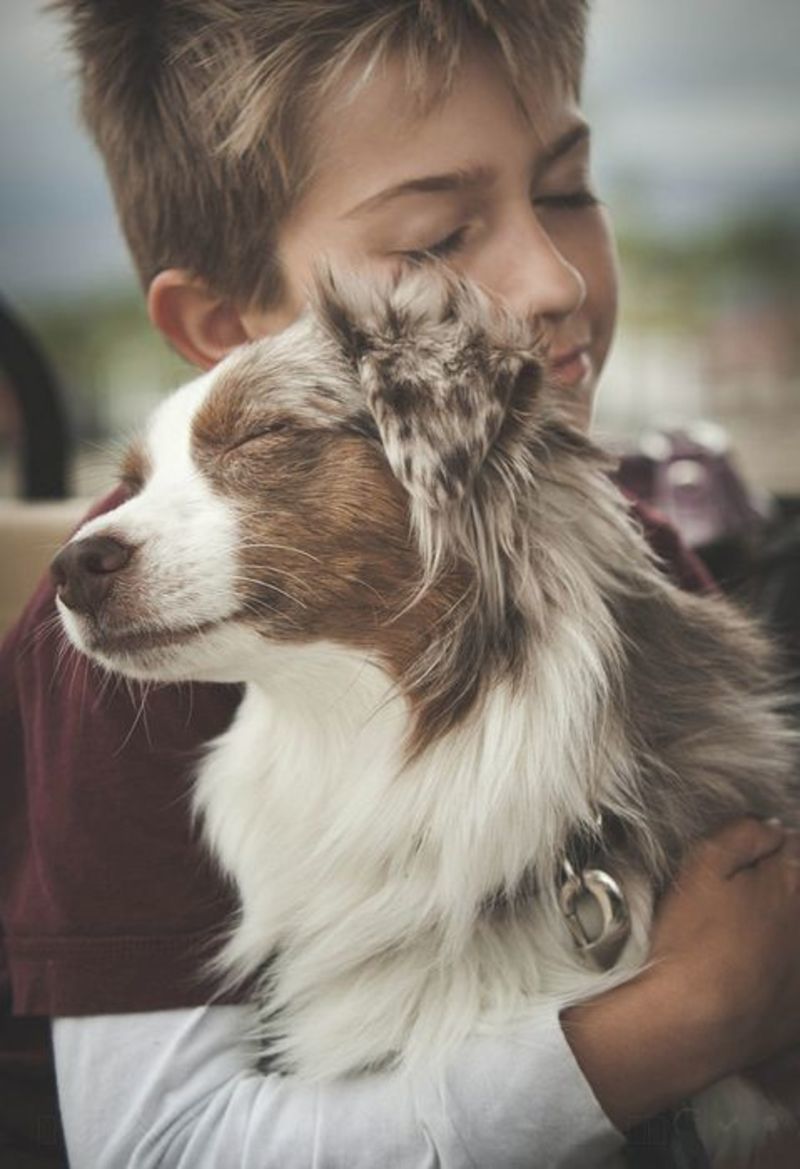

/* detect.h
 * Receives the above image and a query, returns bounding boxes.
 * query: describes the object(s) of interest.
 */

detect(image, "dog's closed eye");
[225,419,293,455]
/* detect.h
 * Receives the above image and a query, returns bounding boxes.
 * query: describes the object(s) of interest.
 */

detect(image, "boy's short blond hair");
[57,1,590,310]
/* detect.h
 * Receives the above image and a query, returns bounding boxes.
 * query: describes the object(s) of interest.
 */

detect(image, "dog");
[52,272,798,1162]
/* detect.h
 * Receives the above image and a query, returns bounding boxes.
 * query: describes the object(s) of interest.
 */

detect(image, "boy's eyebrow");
[341,120,591,221]
[342,165,495,220]
[537,121,591,173]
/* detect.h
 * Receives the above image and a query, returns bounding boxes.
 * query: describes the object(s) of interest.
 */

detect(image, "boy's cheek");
[552,206,618,296]
[240,299,300,340]
[577,211,620,355]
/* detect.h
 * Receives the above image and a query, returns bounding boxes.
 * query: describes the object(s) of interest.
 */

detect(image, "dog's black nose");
[51,535,134,614]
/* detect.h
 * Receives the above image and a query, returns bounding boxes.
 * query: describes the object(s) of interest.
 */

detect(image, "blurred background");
[0,0,798,503]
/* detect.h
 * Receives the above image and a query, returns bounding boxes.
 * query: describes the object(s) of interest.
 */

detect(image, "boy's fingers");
[783,827,800,851]
[780,829,800,868]
[698,816,787,879]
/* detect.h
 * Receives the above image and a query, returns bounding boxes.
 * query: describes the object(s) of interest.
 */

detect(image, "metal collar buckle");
[557,817,631,971]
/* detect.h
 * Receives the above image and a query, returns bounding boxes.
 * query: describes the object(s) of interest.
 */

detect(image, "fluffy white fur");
[195,635,655,1079]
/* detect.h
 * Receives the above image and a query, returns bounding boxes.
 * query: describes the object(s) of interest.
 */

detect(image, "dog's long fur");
[55,273,798,1161]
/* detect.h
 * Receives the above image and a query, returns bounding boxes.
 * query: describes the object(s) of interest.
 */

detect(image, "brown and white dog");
[53,273,798,1161]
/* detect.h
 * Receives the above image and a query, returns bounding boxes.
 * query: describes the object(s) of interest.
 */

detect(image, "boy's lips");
[549,345,592,390]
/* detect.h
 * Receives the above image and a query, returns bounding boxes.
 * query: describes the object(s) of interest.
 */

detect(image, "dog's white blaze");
[63,372,241,667]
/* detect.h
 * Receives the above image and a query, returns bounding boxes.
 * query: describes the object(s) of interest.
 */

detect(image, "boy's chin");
[59,607,254,684]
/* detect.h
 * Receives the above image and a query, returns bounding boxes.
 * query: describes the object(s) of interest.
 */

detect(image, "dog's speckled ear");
[316,270,543,509]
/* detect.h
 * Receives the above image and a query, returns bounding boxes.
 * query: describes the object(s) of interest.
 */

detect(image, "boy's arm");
[52,818,800,1169]
[52,814,800,1169]
[51,814,800,1169]
[564,819,800,1132]
[53,1003,624,1169]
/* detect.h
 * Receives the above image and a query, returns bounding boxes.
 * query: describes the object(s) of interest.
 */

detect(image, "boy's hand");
[562,817,800,1131]
[648,817,800,1078]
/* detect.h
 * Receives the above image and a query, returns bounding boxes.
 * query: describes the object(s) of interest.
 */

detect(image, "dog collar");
[557,813,632,971]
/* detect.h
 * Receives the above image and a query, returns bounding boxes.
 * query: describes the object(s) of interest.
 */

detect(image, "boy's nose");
[51,534,134,615]
[494,214,586,323]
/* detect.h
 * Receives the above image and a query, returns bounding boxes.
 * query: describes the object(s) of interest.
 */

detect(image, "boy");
[2,2,800,1165]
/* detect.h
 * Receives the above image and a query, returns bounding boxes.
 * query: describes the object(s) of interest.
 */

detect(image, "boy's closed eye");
[533,186,601,213]
[375,150,601,268]
[393,182,601,268]
[399,225,471,264]
[534,141,600,216]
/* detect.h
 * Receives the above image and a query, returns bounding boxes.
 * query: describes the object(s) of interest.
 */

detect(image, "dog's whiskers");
[19,610,63,661]
[237,562,320,596]
[233,574,308,610]
[236,537,323,566]
[236,542,398,603]
[115,677,154,753]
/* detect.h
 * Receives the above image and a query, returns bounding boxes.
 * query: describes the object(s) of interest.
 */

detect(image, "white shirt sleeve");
[53,1004,625,1169]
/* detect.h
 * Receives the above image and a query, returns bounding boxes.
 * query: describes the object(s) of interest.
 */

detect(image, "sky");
[584,0,800,229]
[1,0,798,302]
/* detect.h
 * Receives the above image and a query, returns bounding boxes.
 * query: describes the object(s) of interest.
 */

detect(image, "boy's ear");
[148,271,260,369]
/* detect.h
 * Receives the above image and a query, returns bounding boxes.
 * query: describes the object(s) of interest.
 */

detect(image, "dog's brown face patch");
[191,360,464,689]
[182,277,567,752]
[119,439,150,496]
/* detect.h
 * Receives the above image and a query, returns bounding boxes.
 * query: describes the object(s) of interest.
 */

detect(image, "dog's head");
[52,273,596,735]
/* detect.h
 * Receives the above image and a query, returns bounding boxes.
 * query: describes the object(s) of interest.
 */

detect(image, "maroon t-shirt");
[0,490,711,1161]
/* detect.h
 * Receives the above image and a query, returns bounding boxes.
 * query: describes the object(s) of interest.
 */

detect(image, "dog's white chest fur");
[194,631,653,1081]
[194,630,788,1159]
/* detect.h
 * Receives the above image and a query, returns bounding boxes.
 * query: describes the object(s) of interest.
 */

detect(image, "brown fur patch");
[192,370,471,737]
[192,365,267,455]
[119,438,151,495]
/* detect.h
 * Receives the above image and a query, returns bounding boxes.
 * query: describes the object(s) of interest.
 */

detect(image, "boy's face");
[246,46,619,429]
